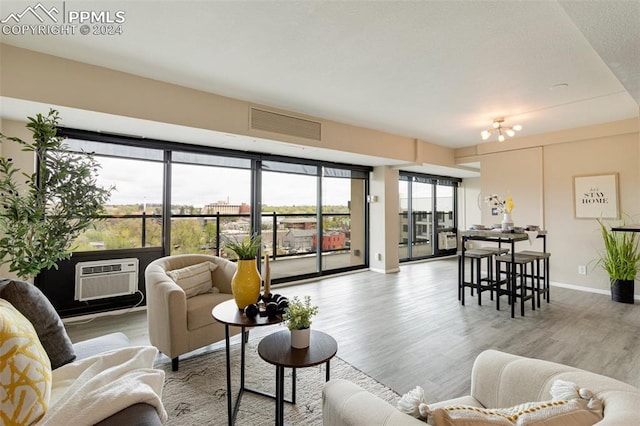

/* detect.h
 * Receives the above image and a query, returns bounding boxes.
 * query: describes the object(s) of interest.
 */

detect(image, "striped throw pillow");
[167,261,218,298]
[432,398,602,425]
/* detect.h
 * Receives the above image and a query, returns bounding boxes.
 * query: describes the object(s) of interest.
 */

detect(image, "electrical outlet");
[578,265,587,275]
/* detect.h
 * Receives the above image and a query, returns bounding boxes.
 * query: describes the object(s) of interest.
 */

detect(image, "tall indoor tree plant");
[0,109,113,280]
[597,218,640,304]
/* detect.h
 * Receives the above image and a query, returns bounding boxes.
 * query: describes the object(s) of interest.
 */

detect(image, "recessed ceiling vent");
[250,108,321,141]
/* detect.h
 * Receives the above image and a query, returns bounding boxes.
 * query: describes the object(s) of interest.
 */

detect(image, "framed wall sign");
[573,173,619,219]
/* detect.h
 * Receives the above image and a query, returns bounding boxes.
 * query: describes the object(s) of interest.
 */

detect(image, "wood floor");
[65,257,640,403]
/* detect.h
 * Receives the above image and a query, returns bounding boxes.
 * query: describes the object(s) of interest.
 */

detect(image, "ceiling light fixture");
[480,118,522,142]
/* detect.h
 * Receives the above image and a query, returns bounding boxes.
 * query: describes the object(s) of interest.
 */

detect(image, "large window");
[61,131,371,285]
[398,173,460,261]
[68,140,164,251]
[170,152,252,255]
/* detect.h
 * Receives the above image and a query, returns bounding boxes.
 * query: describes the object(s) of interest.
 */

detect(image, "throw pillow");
[166,261,219,298]
[397,385,430,420]
[432,398,603,426]
[0,298,52,425]
[0,279,76,369]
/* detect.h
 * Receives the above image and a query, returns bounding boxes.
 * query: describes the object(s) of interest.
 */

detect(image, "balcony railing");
[75,211,353,262]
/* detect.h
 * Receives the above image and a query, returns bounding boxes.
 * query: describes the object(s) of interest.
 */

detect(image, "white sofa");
[0,277,165,425]
[322,349,640,425]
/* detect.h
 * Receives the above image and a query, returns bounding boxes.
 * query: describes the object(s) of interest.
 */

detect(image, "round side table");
[258,330,338,426]
[212,299,283,425]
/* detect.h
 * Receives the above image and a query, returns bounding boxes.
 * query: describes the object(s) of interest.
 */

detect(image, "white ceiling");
[1,0,639,178]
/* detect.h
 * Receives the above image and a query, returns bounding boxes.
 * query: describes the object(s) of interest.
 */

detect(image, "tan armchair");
[145,254,242,370]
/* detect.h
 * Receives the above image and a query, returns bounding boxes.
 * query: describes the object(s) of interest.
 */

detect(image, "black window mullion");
[316,166,322,274]
[162,150,172,257]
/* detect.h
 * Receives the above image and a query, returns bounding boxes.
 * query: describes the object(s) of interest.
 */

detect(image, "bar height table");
[611,224,640,232]
[460,230,547,318]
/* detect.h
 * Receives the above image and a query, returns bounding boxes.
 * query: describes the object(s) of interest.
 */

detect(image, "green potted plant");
[0,109,112,281]
[223,233,262,310]
[283,295,319,348]
[597,218,640,304]
[223,232,262,260]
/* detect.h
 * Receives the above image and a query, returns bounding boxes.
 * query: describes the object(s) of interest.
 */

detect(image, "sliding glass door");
[261,161,319,279]
[321,168,367,271]
[261,161,368,283]
[411,179,434,258]
[399,173,459,261]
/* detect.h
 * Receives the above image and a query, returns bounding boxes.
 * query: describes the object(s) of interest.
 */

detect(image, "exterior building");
[203,201,250,215]
[283,229,316,252]
[280,217,317,230]
[313,231,346,250]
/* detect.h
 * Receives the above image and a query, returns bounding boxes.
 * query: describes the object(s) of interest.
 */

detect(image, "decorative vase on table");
[291,328,311,349]
[501,213,514,231]
[231,259,261,310]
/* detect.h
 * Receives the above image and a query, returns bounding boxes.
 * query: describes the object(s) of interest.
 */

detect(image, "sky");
[96,156,352,207]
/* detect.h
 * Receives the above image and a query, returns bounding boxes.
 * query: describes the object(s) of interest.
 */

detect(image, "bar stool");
[458,249,501,306]
[475,246,510,301]
[517,250,551,307]
[495,253,537,317]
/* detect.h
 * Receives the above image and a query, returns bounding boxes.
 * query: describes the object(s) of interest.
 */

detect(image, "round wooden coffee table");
[258,330,338,426]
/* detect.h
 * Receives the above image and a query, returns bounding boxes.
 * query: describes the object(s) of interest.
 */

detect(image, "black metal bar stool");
[517,250,551,307]
[495,252,538,316]
[476,246,510,301]
[458,249,502,306]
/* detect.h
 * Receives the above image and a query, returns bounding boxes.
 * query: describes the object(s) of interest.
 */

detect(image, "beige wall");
[369,166,400,273]
[0,44,451,169]
[468,119,640,296]
[459,177,481,242]
[480,147,544,231]
[544,131,639,291]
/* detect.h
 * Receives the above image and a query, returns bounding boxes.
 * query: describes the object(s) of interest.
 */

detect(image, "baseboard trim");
[551,281,640,301]
[370,267,401,274]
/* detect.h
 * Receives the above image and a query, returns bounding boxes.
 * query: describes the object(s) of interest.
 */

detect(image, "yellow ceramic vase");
[231,259,261,310]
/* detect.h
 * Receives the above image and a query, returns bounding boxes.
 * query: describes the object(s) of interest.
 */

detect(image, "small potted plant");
[596,218,640,304]
[223,232,262,260]
[223,233,262,310]
[283,295,319,348]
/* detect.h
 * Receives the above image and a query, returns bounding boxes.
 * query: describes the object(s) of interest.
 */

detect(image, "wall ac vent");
[250,108,322,141]
[75,258,138,301]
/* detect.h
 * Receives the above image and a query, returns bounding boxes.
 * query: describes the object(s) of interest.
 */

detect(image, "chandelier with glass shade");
[480,118,522,142]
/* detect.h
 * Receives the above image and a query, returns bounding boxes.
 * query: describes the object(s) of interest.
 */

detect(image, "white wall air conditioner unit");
[75,258,138,301]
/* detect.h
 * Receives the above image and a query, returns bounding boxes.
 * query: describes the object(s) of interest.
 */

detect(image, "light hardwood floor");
[65,257,640,402]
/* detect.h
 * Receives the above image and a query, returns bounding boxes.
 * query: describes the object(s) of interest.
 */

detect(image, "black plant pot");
[610,279,635,304]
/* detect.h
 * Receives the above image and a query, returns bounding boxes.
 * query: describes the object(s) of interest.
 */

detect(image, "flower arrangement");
[282,295,318,330]
[484,194,514,214]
